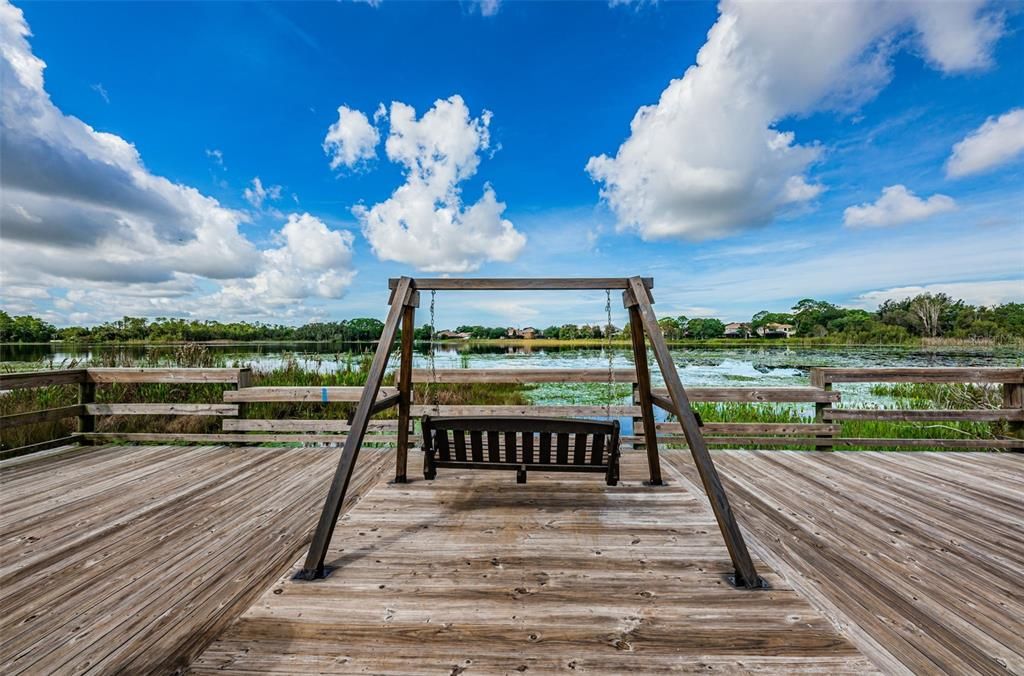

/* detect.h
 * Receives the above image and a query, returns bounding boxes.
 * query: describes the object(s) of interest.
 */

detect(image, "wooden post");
[1003,382,1024,447]
[77,379,96,444]
[626,277,761,589]
[626,305,663,485]
[229,368,253,445]
[810,369,834,451]
[395,300,417,482]
[299,277,415,579]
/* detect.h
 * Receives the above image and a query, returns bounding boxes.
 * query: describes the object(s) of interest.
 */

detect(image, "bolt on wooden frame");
[298,276,762,589]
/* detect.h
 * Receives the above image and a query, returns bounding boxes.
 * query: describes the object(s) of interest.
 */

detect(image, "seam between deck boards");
[659,451,913,675]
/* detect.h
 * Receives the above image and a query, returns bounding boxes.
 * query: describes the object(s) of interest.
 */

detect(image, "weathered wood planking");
[223,386,398,402]
[194,451,873,674]
[84,403,239,416]
[86,367,248,384]
[389,276,655,290]
[80,432,400,444]
[0,369,88,390]
[0,404,84,429]
[410,404,642,417]
[0,443,394,675]
[662,450,1024,675]
[824,408,1024,422]
[811,367,1024,384]
[639,421,841,435]
[652,386,841,402]
[412,368,639,383]
[643,435,1023,450]
[223,419,402,432]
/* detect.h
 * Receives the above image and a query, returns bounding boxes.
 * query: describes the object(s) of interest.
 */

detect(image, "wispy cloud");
[90,82,109,103]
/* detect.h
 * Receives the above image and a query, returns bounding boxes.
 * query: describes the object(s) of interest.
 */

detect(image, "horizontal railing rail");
[2,366,1021,456]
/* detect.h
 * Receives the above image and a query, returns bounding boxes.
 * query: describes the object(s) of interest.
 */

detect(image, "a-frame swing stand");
[298,277,762,589]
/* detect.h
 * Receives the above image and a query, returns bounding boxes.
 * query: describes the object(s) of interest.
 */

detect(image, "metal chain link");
[428,289,439,413]
[606,289,614,419]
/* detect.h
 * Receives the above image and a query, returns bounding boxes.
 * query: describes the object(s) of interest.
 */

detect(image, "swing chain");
[428,289,439,413]
[605,289,614,419]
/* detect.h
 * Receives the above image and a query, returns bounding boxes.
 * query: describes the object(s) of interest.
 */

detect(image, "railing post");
[229,368,253,444]
[77,376,95,445]
[631,383,643,449]
[810,368,834,452]
[1003,380,1023,447]
[395,295,418,482]
[626,305,663,485]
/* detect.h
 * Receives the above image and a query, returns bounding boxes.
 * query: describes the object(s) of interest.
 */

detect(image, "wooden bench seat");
[421,416,621,485]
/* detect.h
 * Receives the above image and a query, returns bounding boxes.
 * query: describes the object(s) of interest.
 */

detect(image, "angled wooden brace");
[624,277,762,589]
[298,277,416,580]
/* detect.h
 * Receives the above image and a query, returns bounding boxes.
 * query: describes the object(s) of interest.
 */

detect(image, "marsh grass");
[2,348,1015,452]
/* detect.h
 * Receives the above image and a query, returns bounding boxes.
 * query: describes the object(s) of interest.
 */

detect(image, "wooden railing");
[2,366,1022,457]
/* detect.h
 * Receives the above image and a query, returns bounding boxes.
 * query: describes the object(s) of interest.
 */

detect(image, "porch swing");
[419,287,622,486]
[297,277,763,589]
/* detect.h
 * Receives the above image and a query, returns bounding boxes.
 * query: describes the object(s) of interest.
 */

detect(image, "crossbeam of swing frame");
[299,276,762,589]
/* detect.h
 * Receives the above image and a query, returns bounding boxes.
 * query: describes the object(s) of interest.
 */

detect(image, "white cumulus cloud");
[0,0,356,322]
[946,108,1024,178]
[853,279,1024,308]
[843,185,956,228]
[323,105,380,170]
[587,0,1004,241]
[351,95,526,272]
[214,213,356,308]
[243,176,283,209]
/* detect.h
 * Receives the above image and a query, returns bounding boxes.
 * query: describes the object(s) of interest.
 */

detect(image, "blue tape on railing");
[321,387,328,403]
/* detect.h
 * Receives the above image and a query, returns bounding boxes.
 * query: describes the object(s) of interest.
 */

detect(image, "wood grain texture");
[662,450,1024,675]
[388,277,655,290]
[84,403,239,416]
[86,368,246,384]
[410,404,642,417]
[810,367,1024,384]
[0,405,84,429]
[0,369,87,390]
[652,387,841,402]
[193,451,873,675]
[412,368,639,383]
[80,432,399,444]
[824,408,1024,422]
[224,386,398,402]
[0,443,393,675]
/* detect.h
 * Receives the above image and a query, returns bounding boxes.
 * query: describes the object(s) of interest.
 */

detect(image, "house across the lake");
[436,329,472,340]
[724,322,751,338]
[505,326,538,339]
[757,322,794,338]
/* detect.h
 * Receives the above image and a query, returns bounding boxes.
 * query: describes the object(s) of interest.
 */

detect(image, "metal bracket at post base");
[294,564,335,581]
[726,570,769,590]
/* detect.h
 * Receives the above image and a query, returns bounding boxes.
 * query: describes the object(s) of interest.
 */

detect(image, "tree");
[657,317,683,340]
[686,318,725,339]
[907,293,953,337]
[791,299,843,337]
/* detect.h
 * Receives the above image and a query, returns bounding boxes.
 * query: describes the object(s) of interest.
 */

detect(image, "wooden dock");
[0,443,391,674]
[1,444,1021,674]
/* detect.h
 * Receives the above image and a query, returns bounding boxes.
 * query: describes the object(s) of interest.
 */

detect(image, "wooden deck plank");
[193,453,872,674]
[663,450,1024,676]
[4,444,1020,674]
[0,443,393,675]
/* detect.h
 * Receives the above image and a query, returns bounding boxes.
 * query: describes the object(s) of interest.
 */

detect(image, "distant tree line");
[2,293,1022,344]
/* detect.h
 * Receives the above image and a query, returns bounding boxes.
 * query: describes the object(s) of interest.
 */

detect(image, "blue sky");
[1,0,1022,329]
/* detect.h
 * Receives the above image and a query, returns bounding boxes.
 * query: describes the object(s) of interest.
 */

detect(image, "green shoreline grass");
[2,347,1017,452]
[4,336,1022,348]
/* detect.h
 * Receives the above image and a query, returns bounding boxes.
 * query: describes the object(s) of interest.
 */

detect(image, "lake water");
[4,341,1021,411]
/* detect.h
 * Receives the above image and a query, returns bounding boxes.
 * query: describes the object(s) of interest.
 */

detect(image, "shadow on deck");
[1,445,1020,674]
